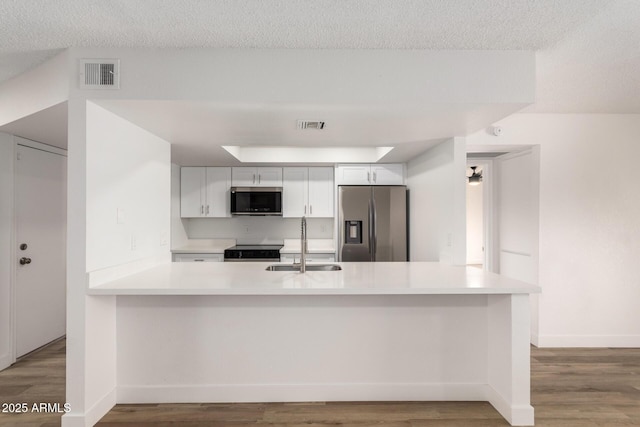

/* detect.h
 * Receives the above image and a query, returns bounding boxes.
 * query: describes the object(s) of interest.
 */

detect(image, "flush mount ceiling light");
[468,166,483,186]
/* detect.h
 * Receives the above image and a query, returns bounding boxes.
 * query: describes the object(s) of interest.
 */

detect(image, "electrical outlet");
[117,208,125,224]
[320,225,327,233]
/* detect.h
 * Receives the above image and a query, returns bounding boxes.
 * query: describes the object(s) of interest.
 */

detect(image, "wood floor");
[1,339,639,426]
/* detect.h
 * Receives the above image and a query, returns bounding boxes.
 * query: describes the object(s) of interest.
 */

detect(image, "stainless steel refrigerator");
[338,186,407,262]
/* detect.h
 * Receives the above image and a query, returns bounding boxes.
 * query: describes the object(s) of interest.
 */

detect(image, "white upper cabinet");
[370,164,404,185]
[307,167,334,217]
[283,167,334,218]
[335,164,371,185]
[232,167,283,187]
[180,167,206,217]
[205,167,232,217]
[180,167,231,218]
[283,168,308,217]
[336,164,404,185]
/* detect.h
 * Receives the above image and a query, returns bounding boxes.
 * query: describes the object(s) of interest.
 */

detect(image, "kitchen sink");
[266,264,342,272]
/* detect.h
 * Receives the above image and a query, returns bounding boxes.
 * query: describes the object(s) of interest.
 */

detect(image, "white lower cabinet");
[173,253,224,262]
[280,253,336,263]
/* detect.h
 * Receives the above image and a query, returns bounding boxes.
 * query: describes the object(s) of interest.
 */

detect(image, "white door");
[180,167,206,217]
[15,144,67,357]
[232,167,257,186]
[256,167,283,187]
[282,167,308,217]
[308,167,334,217]
[336,164,371,185]
[205,167,231,217]
[371,164,404,185]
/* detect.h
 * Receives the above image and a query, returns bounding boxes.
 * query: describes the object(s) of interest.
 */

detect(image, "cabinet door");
[180,167,206,217]
[371,164,404,185]
[257,167,283,187]
[283,167,308,217]
[308,167,334,217]
[205,167,231,217]
[336,164,371,185]
[231,167,257,186]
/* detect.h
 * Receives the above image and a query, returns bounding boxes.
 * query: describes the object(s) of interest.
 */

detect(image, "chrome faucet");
[300,216,307,273]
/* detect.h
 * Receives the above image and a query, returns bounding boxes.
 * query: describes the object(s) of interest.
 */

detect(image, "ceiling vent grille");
[79,59,120,89]
[297,120,325,130]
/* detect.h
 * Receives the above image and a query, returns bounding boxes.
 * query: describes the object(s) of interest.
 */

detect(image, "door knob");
[19,257,32,265]
[20,243,28,250]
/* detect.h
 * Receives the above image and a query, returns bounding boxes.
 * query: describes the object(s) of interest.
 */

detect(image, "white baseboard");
[117,383,487,404]
[486,386,534,426]
[61,388,116,427]
[0,352,13,371]
[536,334,640,348]
[530,332,539,347]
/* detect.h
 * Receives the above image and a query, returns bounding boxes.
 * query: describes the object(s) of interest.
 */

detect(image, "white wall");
[67,48,534,107]
[64,100,173,426]
[467,114,640,347]
[85,102,171,274]
[407,138,466,264]
[186,217,334,244]
[0,133,15,370]
[497,151,539,285]
[170,164,189,249]
[0,51,69,127]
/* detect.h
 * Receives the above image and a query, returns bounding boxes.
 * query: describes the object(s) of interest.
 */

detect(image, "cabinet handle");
[373,171,377,183]
[258,174,261,184]
[310,205,313,215]
[194,259,205,262]
[206,205,210,214]
[367,171,370,182]
[304,205,307,214]
[201,205,204,215]
[253,174,256,184]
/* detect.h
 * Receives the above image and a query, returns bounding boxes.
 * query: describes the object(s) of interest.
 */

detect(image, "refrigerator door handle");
[368,199,374,261]
[372,196,377,261]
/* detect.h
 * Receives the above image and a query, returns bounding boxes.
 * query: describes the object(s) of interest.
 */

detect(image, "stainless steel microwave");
[230,187,283,216]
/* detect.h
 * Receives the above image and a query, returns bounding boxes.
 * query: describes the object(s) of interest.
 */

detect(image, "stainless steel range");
[223,245,283,262]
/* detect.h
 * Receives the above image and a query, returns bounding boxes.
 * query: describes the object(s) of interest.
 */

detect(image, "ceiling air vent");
[297,120,325,130]
[79,59,120,89]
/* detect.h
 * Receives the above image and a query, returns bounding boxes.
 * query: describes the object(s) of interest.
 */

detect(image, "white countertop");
[280,239,335,254]
[171,239,236,254]
[88,261,540,296]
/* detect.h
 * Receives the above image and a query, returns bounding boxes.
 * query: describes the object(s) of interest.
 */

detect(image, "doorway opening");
[465,157,494,271]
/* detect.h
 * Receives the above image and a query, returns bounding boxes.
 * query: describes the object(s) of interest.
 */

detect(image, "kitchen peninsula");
[89,261,539,426]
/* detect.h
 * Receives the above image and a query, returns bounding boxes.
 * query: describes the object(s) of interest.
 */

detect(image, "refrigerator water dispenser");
[345,221,363,244]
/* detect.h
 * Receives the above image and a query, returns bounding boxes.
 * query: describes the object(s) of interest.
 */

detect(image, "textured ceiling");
[1,0,639,113]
